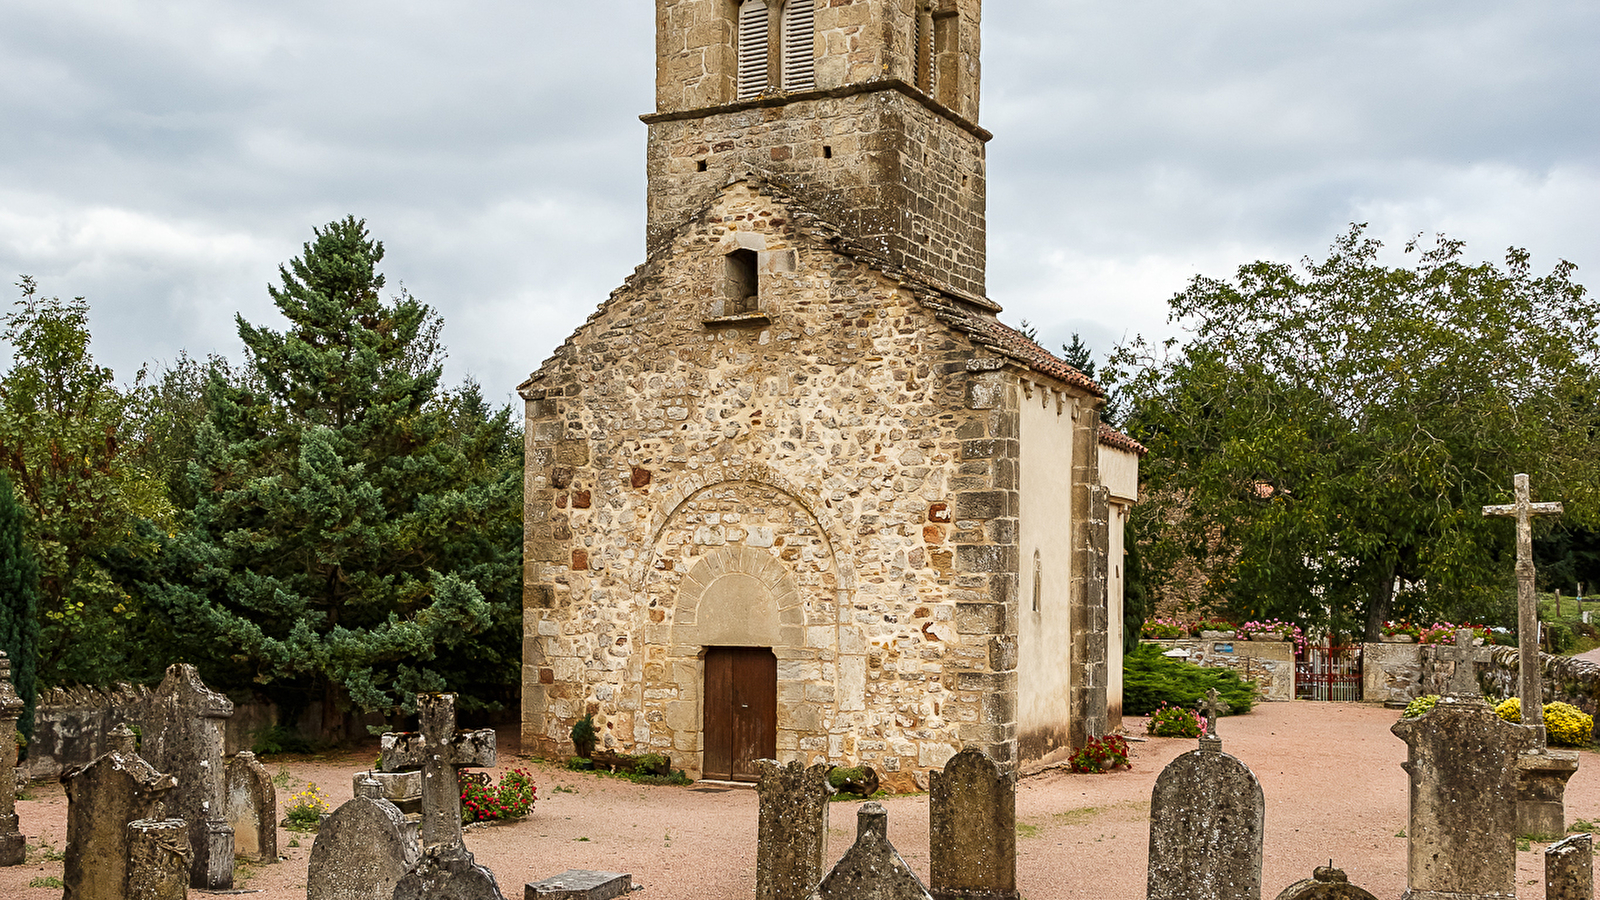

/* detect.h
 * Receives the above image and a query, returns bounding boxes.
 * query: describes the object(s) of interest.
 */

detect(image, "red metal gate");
[1295,638,1362,700]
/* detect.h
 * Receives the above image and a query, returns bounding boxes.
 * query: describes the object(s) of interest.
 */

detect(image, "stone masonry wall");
[645,90,987,297]
[521,180,1056,785]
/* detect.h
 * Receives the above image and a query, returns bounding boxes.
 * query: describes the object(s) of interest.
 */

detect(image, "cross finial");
[1198,688,1230,743]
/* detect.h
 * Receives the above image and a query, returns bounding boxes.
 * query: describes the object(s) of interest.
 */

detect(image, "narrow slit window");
[725,249,759,314]
[1032,549,1042,612]
[781,0,816,91]
[738,0,771,100]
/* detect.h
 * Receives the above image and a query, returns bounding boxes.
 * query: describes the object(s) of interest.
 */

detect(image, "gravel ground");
[4,700,1596,899]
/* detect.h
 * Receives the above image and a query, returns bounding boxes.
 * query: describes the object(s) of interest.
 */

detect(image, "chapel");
[517,0,1143,787]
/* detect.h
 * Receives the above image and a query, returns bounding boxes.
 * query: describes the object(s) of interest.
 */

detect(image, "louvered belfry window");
[781,0,816,91]
[737,0,771,99]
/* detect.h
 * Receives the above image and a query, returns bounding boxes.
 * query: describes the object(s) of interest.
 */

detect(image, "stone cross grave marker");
[1147,738,1265,900]
[928,748,1017,900]
[1483,472,1564,741]
[1439,628,1482,697]
[141,662,236,889]
[379,692,496,853]
[1198,687,1231,751]
[0,650,26,866]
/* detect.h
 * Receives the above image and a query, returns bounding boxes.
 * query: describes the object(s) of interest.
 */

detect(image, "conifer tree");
[0,472,41,742]
[144,217,522,735]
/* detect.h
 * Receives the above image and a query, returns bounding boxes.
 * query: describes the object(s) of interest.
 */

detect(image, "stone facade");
[520,0,1139,785]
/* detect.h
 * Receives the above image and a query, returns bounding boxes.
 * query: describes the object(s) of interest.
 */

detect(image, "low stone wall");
[1362,642,1424,705]
[25,684,279,781]
[1141,639,1296,701]
[1480,647,1600,716]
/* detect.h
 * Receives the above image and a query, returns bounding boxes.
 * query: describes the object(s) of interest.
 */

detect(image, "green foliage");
[0,473,41,741]
[1060,333,1097,382]
[0,278,166,686]
[1403,695,1441,718]
[1122,643,1256,717]
[250,724,317,757]
[1122,524,1151,654]
[138,218,523,736]
[1146,702,1203,738]
[1106,227,1600,639]
[571,714,597,750]
[460,767,537,823]
[1068,734,1129,773]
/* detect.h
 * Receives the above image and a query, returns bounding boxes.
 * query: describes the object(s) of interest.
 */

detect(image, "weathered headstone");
[142,662,235,889]
[0,650,25,866]
[308,796,421,900]
[384,692,504,900]
[1271,866,1379,900]
[928,748,1017,900]
[62,723,178,900]
[126,818,191,900]
[1147,721,1264,900]
[1544,832,1593,900]
[809,801,934,900]
[1391,634,1532,900]
[1515,749,1580,840]
[353,766,423,817]
[524,869,633,900]
[225,749,277,862]
[756,759,832,900]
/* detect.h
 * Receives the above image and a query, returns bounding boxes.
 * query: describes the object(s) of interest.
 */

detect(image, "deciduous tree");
[1106,226,1600,638]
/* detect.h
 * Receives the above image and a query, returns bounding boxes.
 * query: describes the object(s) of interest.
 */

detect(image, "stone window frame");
[703,231,796,326]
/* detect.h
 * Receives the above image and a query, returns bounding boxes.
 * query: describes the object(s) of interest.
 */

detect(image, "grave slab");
[226,750,277,862]
[306,796,421,900]
[524,869,633,899]
[929,748,1017,900]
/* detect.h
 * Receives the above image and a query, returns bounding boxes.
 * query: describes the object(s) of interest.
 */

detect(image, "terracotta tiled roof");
[934,311,1106,397]
[1098,423,1148,456]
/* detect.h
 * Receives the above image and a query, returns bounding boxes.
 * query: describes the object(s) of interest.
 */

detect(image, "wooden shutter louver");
[781,0,816,91]
[738,0,771,100]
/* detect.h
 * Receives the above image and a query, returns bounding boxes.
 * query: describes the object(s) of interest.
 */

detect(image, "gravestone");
[809,801,934,900]
[1391,631,1531,900]
[928,748,1017,900]
[1544,833,1592,900]
[307,796,422,900]
[141,662,235,889]
[353,766,423,817]
[524,869,633,899]
[126,818,191,900]
[0,650,25,866]
[226,749,277,861]
[1271,866,1379,900]
[62,723,177,900]
[384,692,504,900]
[756,759,832,900]
[1147,711,1264,900]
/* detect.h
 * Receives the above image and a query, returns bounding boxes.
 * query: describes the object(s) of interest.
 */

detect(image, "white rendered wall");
[1016,382,1077,765]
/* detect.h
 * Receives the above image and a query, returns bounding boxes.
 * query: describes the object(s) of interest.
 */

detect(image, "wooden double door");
[703,647,777,782]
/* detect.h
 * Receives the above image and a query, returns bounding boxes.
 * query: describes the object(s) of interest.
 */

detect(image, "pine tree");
[1061,333,1097,381]
[0,472,41,742]
[144,218,522,736]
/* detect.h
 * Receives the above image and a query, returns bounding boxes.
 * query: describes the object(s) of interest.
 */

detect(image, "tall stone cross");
[1483,472,1564,740]
[379,693,496,854]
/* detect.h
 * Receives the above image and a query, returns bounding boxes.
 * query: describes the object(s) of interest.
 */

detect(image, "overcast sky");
[1,1,1595,401]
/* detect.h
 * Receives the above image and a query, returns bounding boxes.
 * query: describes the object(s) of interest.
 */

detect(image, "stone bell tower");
[643,0,989,297]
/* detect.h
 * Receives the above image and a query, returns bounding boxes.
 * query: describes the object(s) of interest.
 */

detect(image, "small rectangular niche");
[697,159,708,171]
[822,145,832,159]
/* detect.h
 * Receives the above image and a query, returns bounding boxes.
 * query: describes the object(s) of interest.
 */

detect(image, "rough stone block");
[1544,832,1593,900]
[126,818,191,900]
[525,869,633,900]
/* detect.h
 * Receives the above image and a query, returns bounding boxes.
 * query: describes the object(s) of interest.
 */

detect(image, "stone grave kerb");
[379,692,495,854]
[141,662,235,890]
[0,650,26,866]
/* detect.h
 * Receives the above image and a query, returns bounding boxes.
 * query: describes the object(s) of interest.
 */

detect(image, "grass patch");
[29,876,63,889]
[1016,823,1041,839]
[1569,818,1596,833]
